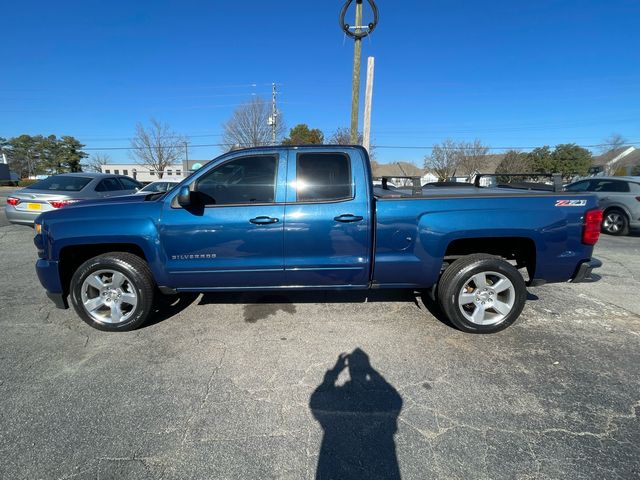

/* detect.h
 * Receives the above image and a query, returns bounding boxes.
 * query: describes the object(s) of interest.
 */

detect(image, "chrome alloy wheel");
[457,271,516,326]
[603,212,624,234]
[80,269,138,325]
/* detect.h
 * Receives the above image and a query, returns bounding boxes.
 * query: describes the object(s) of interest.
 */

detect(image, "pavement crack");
[597,253,640,282]
[179,346,227,446]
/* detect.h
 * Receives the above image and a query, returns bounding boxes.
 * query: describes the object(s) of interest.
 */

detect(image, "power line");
[79,133,224,142]
[79,140,640,152]
[373,141,640,150]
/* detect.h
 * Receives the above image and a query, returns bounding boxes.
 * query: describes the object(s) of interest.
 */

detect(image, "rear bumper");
[571,258,602,283]
[5,205,40,225]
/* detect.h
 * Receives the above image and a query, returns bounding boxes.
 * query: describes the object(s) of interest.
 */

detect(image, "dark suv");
[565,176,640,235]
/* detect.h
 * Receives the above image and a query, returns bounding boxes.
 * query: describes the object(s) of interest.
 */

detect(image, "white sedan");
[135,181,180,194]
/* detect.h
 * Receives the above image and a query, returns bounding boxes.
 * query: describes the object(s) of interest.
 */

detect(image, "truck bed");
[373,190,598,288]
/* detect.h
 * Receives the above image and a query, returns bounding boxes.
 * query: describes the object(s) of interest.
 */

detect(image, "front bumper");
[36,258,68,309]
[571,258,602,283]
[46,291,69,309]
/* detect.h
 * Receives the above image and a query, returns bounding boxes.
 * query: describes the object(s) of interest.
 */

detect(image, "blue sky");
[1,0,639,165]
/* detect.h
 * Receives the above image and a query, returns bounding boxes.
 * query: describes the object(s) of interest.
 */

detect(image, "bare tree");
[456,139,490,175]
[130,119,186,179]
[328,127,376,159]
[85,153,111,173]
[329,127,360,145]
[221,97,284,150]
[424,139,460,181]
[600,133,627,153]
[495,150,532,175]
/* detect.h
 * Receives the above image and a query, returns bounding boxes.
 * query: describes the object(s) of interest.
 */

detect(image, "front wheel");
[70,252,155,331]
[437,254,527,333]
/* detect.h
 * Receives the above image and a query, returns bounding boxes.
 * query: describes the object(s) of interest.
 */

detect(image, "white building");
[100,161,210,183]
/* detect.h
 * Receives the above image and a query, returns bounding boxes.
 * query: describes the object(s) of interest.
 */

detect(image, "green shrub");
[18,179,38,187]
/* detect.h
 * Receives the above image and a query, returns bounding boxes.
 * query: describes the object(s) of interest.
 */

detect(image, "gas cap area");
[391,229,415,251]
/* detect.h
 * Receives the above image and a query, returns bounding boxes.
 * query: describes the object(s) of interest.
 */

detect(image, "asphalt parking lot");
[0,201,638,479]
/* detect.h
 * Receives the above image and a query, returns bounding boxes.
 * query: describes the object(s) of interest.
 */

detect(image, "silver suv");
[565,176,640,236]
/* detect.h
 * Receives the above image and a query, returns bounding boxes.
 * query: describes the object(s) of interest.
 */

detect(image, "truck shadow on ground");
[146,292,200,327]
[197,290,424,323]
[149,287,541,328]
[310,348,403,480]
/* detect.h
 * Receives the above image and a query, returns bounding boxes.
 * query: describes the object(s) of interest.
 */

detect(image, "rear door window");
[295,153,352,202]
[590,180,630,193]
[96,178,124,192]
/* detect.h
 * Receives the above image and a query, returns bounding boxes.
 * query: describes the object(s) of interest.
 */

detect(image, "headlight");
[34,223,42,235]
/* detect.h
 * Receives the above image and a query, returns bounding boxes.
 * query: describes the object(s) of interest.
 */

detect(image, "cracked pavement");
[0,212,638,480]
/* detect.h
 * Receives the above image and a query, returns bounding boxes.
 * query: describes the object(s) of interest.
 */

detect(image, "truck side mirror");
[177,186,191,207]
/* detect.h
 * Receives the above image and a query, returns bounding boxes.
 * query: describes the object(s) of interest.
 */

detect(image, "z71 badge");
[555,199,587,207]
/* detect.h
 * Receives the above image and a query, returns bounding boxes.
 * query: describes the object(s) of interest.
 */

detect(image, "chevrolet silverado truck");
[33,146,602,333]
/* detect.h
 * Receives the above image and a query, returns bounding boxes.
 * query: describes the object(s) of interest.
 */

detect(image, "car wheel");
[70,252,155,331]
[602,210,629,236]
[437,254,527,333]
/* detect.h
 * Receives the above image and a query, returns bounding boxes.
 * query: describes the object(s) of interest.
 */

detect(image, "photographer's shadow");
[309,349,403,480]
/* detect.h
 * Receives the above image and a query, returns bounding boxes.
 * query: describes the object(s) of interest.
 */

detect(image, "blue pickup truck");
[33,145,602,333]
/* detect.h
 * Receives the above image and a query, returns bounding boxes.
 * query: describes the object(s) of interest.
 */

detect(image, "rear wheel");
[437,254,527,333]
[602,209,629,236]
[70,252,155,331]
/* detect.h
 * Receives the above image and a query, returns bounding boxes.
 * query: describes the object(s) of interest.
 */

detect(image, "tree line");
[0,135,87,178]
[424,139,596,181]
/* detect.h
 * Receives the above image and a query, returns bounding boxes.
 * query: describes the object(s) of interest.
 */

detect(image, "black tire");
[601,209,629,236]
[436,254,527,333]
[70,252,155,331]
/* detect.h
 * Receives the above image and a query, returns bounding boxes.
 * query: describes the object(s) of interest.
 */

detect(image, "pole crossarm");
[339,0,379,39]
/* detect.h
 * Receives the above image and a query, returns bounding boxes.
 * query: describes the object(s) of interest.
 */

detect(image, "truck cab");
[159,146,372,290]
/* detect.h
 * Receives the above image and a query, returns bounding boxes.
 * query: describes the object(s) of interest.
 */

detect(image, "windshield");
[26,175,93,192]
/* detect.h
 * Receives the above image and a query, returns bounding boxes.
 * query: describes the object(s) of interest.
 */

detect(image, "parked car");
[565,176,640,235]
[5,173,141,225]
[33,146,601,334]
[135,180,180,194]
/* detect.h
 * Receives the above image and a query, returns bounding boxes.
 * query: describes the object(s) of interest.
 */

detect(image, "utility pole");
[183,141,189,176]
[350,0,363,144]
[362,56,375,153]
[339,0,379,144]
[271,82,278,145]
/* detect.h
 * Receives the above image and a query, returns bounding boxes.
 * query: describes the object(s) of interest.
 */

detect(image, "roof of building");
[372,161,424,178]
[454,154,505,176]
[592,147,640,168]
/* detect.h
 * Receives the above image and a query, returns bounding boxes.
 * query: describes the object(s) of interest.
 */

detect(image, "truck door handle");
[334,214,363,223]
[250,216,279,225]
